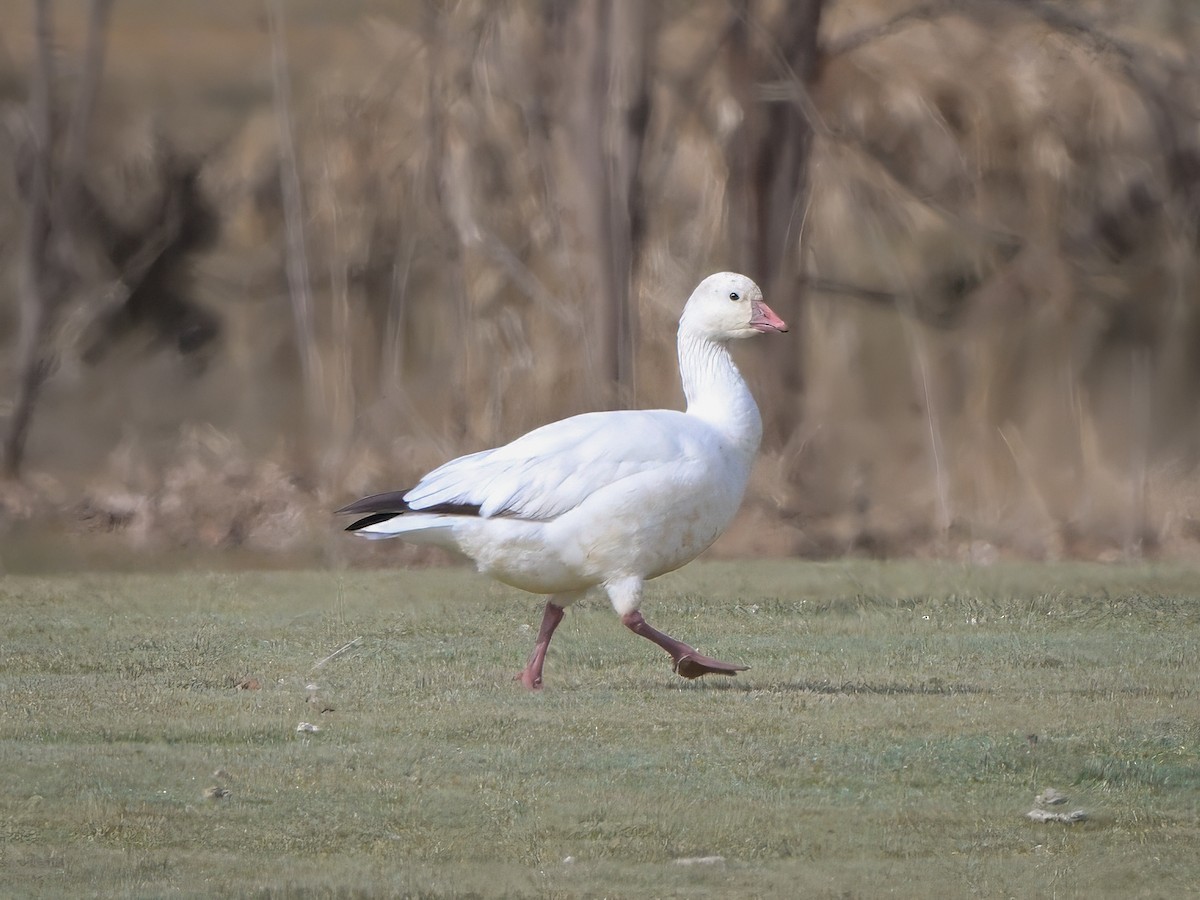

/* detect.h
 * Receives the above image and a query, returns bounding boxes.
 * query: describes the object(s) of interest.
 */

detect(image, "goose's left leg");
[516,591,582,690]
[606,577,749,679]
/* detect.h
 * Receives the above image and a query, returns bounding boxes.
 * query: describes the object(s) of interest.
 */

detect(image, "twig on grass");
[313,636,363,669]
[1026,807,1087,824]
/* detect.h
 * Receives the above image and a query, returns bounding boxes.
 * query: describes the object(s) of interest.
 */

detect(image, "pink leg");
[517,601,565,690]
[621,610,749,679]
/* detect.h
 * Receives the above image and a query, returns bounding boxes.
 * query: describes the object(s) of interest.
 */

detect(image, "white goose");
[339,272,787,688]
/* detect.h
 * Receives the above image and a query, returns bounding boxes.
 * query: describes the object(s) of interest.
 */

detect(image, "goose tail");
[337,490,472,542]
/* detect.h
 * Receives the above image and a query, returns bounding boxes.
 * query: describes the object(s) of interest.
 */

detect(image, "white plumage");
[340,272,787,687]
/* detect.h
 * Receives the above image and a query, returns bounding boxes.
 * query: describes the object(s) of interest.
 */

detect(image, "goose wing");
[401,409,712,522]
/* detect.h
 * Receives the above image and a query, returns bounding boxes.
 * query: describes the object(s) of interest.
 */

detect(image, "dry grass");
[2,1,1200,561]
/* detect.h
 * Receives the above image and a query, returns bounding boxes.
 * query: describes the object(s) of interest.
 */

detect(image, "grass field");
[1,560,1198,898]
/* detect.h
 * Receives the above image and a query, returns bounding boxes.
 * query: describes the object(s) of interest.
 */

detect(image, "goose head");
[678,272,788,341]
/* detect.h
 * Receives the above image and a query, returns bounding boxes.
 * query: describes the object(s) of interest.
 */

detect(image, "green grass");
[1,560,1199,897]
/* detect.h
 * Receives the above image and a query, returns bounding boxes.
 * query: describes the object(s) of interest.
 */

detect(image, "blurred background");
[2,0,1200,565]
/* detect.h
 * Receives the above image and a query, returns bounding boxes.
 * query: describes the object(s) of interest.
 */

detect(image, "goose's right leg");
[517,591,583,689]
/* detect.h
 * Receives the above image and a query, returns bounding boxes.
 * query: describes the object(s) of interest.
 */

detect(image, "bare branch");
[824,131,1024,252]
[826,0,966,58]
[471,228,582,330]
[86,187,184,323]
[1004,0,1137,66]
[801,275,900,307]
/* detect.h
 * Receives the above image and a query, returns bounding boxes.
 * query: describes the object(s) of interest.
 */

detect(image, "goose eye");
[729,291,740,301]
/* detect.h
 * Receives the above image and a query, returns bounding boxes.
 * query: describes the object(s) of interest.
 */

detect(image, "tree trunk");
[727,0,825,442]
[268,0,319,431]
[562,0,653,409]
[4,0,56,479]
[604,0,653,407]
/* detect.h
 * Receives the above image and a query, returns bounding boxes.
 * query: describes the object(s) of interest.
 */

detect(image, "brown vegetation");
[2,0,1200,563]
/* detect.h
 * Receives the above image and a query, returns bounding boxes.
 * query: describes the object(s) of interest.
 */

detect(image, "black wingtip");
[338,491,487,520]
[344,512,402,532]
[336,489,413,517]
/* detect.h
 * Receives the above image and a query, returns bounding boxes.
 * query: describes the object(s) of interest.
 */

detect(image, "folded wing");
[401,409,706,522]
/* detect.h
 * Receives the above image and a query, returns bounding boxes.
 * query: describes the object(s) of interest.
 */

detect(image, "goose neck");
[677,328,762,449]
